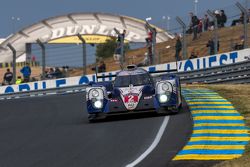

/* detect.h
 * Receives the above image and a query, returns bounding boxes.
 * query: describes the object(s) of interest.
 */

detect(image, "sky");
[0,0,248,38]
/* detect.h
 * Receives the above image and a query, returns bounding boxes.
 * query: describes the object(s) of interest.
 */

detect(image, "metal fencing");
[154,1,250,61]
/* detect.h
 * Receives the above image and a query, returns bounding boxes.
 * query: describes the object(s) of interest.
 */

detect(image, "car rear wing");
[149,69,177,74]
[96,74,117,82]
[96,74,117,79]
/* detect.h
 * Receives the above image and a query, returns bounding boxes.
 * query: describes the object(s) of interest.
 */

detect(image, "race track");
[0,92,192,167]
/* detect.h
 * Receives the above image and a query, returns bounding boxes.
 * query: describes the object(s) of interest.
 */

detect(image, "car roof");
[116,67,148,77]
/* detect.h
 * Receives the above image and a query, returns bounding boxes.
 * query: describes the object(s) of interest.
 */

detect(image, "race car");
[86,65,182,121]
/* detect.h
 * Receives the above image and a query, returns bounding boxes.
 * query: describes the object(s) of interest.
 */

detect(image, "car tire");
[88,113,106,123]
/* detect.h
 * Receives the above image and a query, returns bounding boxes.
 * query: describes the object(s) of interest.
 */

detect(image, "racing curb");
[173,88,250,160]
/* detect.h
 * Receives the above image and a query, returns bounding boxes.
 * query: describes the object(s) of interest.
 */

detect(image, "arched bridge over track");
[0,12,173,63]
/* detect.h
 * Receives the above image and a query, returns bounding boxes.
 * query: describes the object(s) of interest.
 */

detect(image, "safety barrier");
[0,57,249,99]
[0,84,86,100]
[177,60,250,84]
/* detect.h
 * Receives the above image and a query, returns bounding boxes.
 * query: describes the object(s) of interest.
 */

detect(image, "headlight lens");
[92,89,99,97]
[93,100,102,109]
[162,83,169,91]
[159,94,168,103]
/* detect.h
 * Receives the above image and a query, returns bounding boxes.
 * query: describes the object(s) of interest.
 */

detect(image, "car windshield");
[114,73,152,87]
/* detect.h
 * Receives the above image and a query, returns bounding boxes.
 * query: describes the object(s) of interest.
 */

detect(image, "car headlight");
[159,94,168,103]
[92,89,99,97]
[162,83,169,91]
[93,100,103,109]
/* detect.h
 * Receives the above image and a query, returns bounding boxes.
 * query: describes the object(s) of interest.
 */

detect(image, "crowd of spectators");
[173,7,250,61]
[44,66,69,79]
[1,63,33,86]
[0,64,72,86]
[187,10,228,39]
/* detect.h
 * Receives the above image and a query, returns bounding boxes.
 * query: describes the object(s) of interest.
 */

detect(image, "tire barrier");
[173,88,250,160]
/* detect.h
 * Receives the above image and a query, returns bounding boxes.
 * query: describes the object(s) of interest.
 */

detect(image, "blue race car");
[86,65,182,121]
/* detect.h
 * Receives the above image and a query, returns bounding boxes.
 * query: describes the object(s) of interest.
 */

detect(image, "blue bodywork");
[86,67,182,119]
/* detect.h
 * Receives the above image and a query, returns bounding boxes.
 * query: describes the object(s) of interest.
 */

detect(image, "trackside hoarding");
[0,48,249,94]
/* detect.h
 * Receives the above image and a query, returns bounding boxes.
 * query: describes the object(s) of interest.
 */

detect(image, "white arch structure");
[0,13,173,63]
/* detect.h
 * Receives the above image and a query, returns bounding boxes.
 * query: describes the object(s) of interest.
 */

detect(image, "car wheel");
[88,113,106,122]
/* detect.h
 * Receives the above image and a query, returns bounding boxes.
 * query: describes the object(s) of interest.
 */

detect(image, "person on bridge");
[114,28,126,67]
[3,68,13,85]
[20,63,31,83]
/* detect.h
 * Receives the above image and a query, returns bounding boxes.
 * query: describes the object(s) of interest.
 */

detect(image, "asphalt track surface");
[0,92,194,167]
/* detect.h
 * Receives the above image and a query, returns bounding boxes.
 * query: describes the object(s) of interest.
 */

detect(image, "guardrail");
[177,60,250,84]
[0,84,87,100]
[0,60,249,100]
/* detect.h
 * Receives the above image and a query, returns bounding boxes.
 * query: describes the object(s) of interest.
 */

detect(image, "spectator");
[198,18,203,36]
[175,35,182,61]
[234,35,245,50]
[65,66,69,77]
[117,29,126,42]
[20,63,31,83]
[3,68,13,85]
[208,10,221,30]
[189,51,196,59]
[54,67,63,78]
[61,66,69,78]
[16,76,22,84]
[206,38,220,55]
[203,14,210,31]
[189,12,199,40]
[231,12,248,26]
[91,61,106,73]
[98,61,106,73]
[61,67,67,78]
[147,30,153,42]
[220,10,227,27]
[189,50,197,59]
[145,38,153,65]
[214,10,222,28]
[206,38,215,55]
[114,29,126,65]
[195,51,200,58]
[46,68,54,79]
[31,55,36,62]
[137,52,149,67]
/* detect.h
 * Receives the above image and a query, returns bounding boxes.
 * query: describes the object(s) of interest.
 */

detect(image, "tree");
[96,39,117,59]
[96,38,130,59]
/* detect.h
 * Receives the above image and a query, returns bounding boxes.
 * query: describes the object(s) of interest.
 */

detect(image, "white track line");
[125,116,170,167]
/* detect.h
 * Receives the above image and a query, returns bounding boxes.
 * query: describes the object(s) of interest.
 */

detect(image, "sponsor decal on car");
[119,85,143,110]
